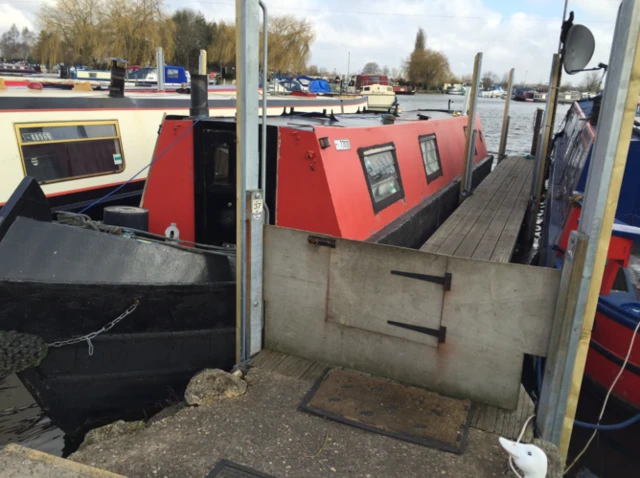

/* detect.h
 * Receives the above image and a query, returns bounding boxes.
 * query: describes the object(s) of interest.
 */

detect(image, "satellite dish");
[563,24,596,74]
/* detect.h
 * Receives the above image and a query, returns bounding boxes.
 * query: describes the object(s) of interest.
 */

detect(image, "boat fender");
[27,82,43,90]
[165,223,180,242]
[103,206,149,231]
[0,331,48,375]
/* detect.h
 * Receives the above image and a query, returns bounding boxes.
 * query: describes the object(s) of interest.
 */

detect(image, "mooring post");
[531,108,544,156]
[524,53,561,246]
[236,0,263,363]
[198,49,207,76]
[497,68,514,162]
[460,52,482,203]
[156,47,165,91]
[538,0,640,459]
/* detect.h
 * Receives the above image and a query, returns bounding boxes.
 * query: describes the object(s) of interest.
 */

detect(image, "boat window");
[363,86,370,92]
[213,143,230,186]
[419,134,443,183]
[167,68,180,79]
[15,121,125,184]
[358,142,405,213]
[478,130,484,143]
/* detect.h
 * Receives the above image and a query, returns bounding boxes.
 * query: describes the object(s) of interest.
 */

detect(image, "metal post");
[156,47,165,91]
[236,0,263,363]
[531,108,544,155]
[459,52,482,203]
[538,0,640,458]
[497,68,514,162]
[346,51,350,94]
[198,49,207,76]
[259,1,268,197]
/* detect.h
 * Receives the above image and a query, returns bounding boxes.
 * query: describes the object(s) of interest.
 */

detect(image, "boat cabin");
[142,109,489,249]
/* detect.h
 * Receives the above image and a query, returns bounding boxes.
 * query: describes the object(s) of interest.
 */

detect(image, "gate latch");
[390,270,452,291]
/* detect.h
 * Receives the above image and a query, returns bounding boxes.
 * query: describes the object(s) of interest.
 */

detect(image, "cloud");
[0,4,35,32]
[0,0,616,84]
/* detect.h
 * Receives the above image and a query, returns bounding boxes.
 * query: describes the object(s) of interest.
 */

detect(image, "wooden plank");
[443,257,560,356]
[273,355,315,379]
[420,159,518,253]
[453,159,528,258]
[328,239,447,348]
[265,226,560,409]
[490,163,534,262]
[472,158,532,261]
[425,158,520,256]
[300,361,332,382]
[255,350,288,372]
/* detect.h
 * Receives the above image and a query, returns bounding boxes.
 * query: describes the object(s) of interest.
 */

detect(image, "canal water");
[0,94,632,477]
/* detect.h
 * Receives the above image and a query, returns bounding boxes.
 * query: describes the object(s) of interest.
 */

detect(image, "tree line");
[0,0,315,75]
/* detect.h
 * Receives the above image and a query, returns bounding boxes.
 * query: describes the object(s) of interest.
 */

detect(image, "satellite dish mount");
[561,14,600,75]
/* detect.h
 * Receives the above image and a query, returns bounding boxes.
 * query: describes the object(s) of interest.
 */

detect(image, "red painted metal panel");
[275,128,342,236]
[294,114,486,240]
[141,119,196,242]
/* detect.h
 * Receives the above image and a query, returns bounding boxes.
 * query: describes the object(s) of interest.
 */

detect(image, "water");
[397,93,571,155]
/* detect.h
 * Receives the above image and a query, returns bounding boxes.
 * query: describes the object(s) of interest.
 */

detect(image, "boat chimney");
[108,58,127,98]
[190,74,209,117]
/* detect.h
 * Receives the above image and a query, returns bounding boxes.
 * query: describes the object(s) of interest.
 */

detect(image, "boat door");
[196,128,237,246]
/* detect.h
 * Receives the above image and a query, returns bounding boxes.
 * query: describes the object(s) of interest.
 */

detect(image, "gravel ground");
[69,368,525,478]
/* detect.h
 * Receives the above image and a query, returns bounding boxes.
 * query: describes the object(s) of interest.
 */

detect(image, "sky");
[0,0,621,85]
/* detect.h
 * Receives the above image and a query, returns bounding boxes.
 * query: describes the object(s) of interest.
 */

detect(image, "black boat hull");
[0,178,237,436]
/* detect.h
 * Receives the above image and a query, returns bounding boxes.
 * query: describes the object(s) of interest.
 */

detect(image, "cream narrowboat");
[0,87,369,214]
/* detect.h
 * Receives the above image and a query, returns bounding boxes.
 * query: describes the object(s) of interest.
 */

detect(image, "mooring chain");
[47,299,140,356]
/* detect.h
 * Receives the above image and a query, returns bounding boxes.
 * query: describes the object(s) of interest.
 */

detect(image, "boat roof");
[206,109,460,130]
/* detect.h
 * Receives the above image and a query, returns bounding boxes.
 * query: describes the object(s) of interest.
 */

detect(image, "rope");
[78,119,201,214]
[508,414,536,478]
[563,316,640,475]
[56,211,235,256]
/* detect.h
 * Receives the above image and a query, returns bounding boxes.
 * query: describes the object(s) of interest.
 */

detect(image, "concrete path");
[0,443,124,478]
[69,368,517,478]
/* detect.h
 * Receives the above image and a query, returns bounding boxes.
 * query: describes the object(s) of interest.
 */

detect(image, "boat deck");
[421,155,534,262]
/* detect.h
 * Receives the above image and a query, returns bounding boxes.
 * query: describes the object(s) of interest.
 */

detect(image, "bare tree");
[361,62,381,75]
[581,71,601,93]
[0,24,35,59]
[264,15,315,74]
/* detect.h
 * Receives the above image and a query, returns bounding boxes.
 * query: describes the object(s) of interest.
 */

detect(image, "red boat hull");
[586,309,640,410]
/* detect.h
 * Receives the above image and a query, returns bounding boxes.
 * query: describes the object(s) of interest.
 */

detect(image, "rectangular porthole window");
[15,121,125,184]
[358,142,405,213]
[419,134,443,183]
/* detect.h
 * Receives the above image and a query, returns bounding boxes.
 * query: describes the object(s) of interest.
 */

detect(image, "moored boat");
[360,83,397,111]
[393,84,416,95]
[0,85,492,436]
[541,96,640,412]
[0,83,368,215]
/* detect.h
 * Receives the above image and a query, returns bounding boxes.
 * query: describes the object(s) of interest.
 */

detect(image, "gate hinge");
[308,235,336,248]
[387,321,447,343]
[390,270,452,291]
